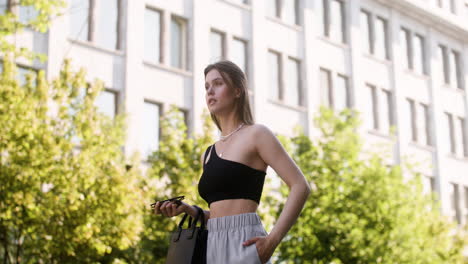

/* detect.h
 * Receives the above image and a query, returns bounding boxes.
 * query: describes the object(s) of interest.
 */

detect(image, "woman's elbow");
[292,178,312,195]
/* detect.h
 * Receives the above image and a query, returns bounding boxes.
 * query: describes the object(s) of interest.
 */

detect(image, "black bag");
[165,205,207,264]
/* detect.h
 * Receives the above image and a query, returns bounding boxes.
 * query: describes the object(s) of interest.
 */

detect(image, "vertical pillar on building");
[388,9,405,167]
[427,28,446,215]
[250,0,268,124]
[192,0,211,136]
[348,0,367,140]
[302,0,323,139]
[123,0,146,163]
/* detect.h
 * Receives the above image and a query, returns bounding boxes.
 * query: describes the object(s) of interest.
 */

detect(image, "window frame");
[69,0,123,51]
[323,0,346,44]
[210,29,227,62]
[285,56,303,107]
[231,36,249,79]
[144,6,164,64]
[95,88,119,118]
[170,14,188,70]
[267,0,300,26]
[268,50,283,102]
[142,100,163,161]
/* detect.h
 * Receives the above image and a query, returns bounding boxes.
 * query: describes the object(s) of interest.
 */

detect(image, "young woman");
[154,60,311,264]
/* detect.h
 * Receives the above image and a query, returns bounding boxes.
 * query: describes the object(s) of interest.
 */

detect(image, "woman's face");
[205,69,238,114]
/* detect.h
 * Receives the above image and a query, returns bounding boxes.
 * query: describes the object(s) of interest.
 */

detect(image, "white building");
[10,0,468,225]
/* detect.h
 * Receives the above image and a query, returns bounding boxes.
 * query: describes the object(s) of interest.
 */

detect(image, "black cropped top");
[198,144,267,207]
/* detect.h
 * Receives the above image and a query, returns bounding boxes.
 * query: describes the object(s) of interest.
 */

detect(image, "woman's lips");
[208,99,216,105]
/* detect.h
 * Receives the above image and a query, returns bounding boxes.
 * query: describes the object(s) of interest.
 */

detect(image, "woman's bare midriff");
[208,199,259,219]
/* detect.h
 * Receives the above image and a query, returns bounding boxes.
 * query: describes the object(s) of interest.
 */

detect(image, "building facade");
[10,0,468,225]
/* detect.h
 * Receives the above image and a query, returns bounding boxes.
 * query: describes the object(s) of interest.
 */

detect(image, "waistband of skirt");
[207,212,262,231]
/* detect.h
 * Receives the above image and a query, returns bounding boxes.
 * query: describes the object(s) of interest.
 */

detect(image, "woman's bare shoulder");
[248,123,274,138]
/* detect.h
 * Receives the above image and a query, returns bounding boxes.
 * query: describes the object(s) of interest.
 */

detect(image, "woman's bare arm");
[253,124,311,247]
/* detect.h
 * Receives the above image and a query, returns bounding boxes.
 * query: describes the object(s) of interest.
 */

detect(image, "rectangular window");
[439,45,449,84]
[464,186,468,224]
[95,0,119,50]
[360,10,372,54]
[210,30,225,62]
[455,117,467,157]
[422,175,435,195]
[380,89,392,134]
[374,17,388,60]
[465,3,468,20]
[408,99,417,142]
[0,0,8,14]
[142,101,161,160]
[70,0,90,41]
[450,50,462,89]
[450,183,461,224]
[446,112,456,154]
[321,0,328,36]
[267,0,280,18]
[417,103,430,146]
[413,34,425,75]
[230,0,248,5]
[19,4,38,24]
[450,0,456,13]
[231,38,248,77]
[144,8,162,64]
[320,68,332,108]
[285,58,301,106]
[268,51,281,101]
[329,0,345,43]
[69,0,121,50]
[171,16,187,69]
[335,74,349,112]
[401,28,411,69]
[283,0,299,25]
[462,118,468,157]
[95,89,118,119]
[370,85,378,130]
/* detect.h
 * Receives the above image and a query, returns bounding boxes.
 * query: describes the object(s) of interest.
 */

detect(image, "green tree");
[0,0,66,60]
[112,106,216,264]
[0,57,147,263]
[0,1,147,262]
[270,107,467,263]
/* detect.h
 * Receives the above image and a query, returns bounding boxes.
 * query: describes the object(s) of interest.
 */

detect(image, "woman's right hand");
[153,200,191,218]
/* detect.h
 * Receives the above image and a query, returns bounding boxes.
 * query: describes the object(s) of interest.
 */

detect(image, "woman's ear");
[235,88,241,98]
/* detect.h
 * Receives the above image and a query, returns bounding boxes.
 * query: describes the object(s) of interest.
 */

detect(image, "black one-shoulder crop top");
[198,144,267,207]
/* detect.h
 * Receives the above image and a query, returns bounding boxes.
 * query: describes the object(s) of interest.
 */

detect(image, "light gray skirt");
[207,212,272,264]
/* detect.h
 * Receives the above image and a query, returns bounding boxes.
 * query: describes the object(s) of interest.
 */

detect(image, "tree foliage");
[0,56,147,263]
[110,106,216,264]
[270,107,467,264]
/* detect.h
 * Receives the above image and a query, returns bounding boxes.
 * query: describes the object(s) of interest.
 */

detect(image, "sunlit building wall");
[10,0,468,225]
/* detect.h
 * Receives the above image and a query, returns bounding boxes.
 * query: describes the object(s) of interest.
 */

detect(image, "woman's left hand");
[242,236,276,263]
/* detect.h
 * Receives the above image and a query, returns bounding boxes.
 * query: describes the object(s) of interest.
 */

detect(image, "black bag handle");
[173,205,206,241]
[173,212,191,242]
[188,205,205,239]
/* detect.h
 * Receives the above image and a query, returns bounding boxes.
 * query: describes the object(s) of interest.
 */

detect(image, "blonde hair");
[203,60,254,131]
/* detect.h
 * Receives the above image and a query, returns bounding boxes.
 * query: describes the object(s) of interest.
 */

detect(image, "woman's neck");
[218,114,243,137]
